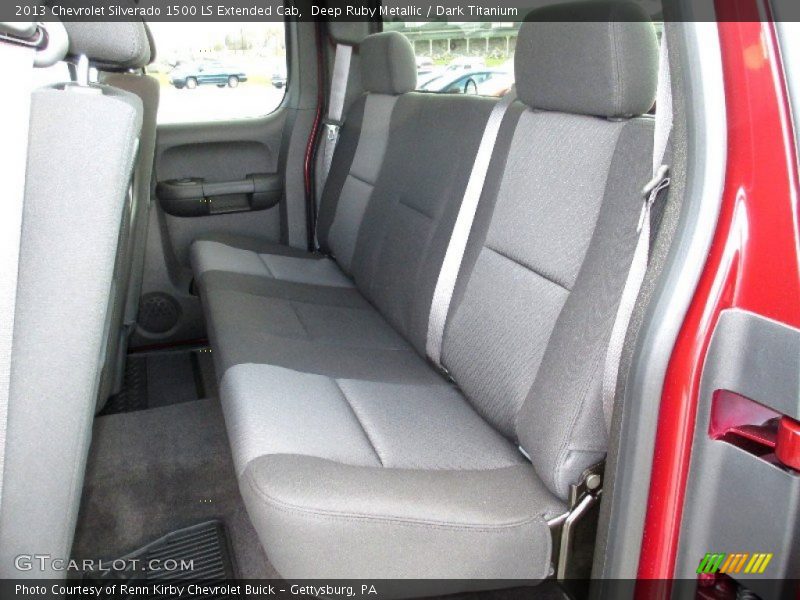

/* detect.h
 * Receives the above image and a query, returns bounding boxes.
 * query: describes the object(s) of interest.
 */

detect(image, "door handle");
[156,173,282,217]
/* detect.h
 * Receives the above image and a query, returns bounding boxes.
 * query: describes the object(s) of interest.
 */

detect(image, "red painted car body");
[639,0,800,580]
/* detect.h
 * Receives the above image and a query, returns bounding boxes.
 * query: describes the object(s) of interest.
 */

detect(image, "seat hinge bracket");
[547,461,604,580]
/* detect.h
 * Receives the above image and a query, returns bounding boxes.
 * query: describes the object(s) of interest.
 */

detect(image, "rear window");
[385,22,521,97]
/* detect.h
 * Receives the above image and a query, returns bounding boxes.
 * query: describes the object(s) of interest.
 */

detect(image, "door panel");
[132,111,288,348]
[130,20,320,350]
[159,140,276,181]
[676,309,800,594]
[130,20,294,349]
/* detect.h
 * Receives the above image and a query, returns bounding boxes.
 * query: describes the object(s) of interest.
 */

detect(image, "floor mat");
[101,347,217,416]
[85,521,236,582]
[73,399,276,579]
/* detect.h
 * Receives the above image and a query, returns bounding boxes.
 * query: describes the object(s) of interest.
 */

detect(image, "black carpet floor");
[72,397,276,579]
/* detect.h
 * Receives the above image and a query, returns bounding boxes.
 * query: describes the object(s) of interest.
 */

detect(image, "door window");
[147,22,287,124]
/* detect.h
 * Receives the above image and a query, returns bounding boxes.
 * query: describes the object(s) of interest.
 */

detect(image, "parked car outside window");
[386,21,520,97]
[419,68,513,96]
[271,66,287,89]
[169,60,248,89]
[416,56,435,76]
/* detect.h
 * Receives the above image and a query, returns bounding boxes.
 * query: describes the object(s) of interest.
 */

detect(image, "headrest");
[329,22,371,45]
[360,32,416,95]
[64,21,152,70]
[144,22,157,65]
[515,1,658,118]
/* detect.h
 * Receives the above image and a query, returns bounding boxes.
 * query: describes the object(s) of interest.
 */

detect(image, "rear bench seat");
[193,32,497,384]
[191,2,658,584]
[191,31,416,289]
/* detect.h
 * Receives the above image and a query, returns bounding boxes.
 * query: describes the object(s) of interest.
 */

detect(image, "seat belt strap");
[601,35,673,433]
[426,89,517,367]
[0,33,36,508]
[319,43,353,193]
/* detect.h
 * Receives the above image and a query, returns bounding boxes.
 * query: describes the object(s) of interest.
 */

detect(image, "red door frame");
[638,3,800,580]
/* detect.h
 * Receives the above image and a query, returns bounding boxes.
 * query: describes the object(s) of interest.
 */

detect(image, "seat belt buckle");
[637,164,671,232]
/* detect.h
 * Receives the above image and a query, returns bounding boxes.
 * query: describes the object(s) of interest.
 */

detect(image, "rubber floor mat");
[85,521,237,585]
[101,355,149,414]
[101,348,215,416]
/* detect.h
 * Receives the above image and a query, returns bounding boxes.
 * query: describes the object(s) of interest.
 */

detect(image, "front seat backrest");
[98,25,160,412]
[0,22,147,577]
[61,21,153,411]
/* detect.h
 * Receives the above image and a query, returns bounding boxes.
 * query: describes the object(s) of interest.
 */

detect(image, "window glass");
[147,22,287,124]
[385,22,520,97]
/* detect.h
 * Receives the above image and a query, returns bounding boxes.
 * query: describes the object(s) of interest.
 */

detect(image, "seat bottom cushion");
[202,282,443,384]
[193,232,312,257]
[242,456,564,581]
[221,363,525,474]
[221,364,566,581]
[191,237,353,288]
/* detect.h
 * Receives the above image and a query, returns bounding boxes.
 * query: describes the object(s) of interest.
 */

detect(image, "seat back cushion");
[441,6,658,500]
[351,92,495,355]
[324,93,397,273]
[442,110,633,438]
[0,85,141,575]
[317,31,417,272]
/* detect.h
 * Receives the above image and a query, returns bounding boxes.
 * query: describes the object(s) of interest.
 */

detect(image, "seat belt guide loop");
[638,164,671,232]
[324,121,342,142]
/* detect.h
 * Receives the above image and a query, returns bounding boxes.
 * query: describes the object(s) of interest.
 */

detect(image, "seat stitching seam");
[256,253,276,277]
[215,287,363,308]
[398,197,434,220]
[609,18,622,116]
[484,245,571,292]
[347,171,375,187]
[244,471,548,532]
[551,354,604,494]
[333,379,385,467]
[267,336,405,351]
[287,297,372,313]
[287,302,312,338]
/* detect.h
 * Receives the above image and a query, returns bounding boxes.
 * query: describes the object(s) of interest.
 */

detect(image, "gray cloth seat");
[60,21,157,411]
[199,87,498,384]
[0,23,147,577]
[193,1,659,587]
[191,31,416,290]
[197,76,499,385]
[193,240,354,288]
[192,232,313,257]
[227,365,563,580]
[203,283,444,384]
